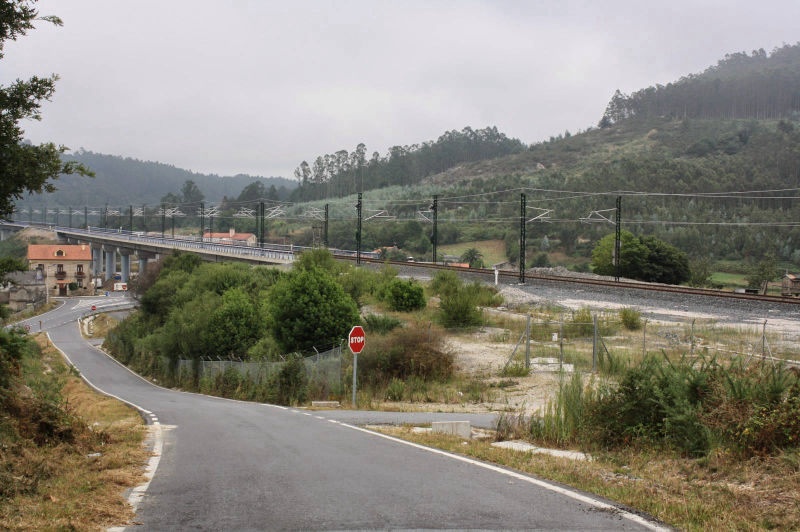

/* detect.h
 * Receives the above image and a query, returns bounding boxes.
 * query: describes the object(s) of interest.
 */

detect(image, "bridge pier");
[120,251,131,283]
[104,247,116,282]
[92,246,102,277]
[138,257,148,277]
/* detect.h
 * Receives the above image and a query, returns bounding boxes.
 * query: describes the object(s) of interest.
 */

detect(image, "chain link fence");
[504,315,800,374]
[176,344,344,393]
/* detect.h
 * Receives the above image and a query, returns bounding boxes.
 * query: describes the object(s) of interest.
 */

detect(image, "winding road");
[17,297,668,531]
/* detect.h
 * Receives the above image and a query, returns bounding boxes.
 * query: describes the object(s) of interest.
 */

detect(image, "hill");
[17,150,296,208]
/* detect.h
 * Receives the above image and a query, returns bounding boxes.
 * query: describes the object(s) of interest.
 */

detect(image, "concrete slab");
[491,440,589,461]
[432,421,471,439]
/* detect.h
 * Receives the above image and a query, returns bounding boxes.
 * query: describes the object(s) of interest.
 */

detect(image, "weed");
[500,363,530,377]
[363,313,403,334]
[619,307,642,330]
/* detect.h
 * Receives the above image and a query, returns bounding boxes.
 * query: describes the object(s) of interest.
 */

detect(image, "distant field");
[711,272,748,287]
[439,240,507,266]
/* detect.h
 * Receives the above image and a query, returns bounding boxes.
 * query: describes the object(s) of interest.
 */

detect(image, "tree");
[205,288,264,357]
[688,258,715,288]
[180,179,204,204]
[460,248,484,268]
[267,267,358,352]
[746,255,779,291]
[591,231,689,285]
[0,1,92,217]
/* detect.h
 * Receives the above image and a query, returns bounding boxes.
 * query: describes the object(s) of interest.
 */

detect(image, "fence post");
[559,321,564,371]
[691,318,696,355]
[525,314,531,369]
[762,320,767,357]
[642,318,647,358]
[592,315,597,373]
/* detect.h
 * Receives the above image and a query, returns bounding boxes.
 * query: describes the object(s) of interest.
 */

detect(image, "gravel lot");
[366,262,800,335]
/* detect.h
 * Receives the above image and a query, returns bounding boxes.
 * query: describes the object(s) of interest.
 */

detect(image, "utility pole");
[142,204,146,232]
[161,203,165,238]
[259,201,265,248]
[520,193,526,284]
[200,202,205,240]
[54,207,58,226]
[323,203,329,248]
[28,206,32,223]
[68,207,72,229]
[356,192,362,265]
[42,205,46,224]
[129,205,133,233]
[104,204,108,228]
[171,206,175,238]
[614,195,622,282]
[84,206,88,229]
[431,194,438,264]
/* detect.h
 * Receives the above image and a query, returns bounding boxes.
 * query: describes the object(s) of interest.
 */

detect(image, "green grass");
[438,240,508,267]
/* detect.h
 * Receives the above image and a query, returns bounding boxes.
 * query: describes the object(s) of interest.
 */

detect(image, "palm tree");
[461,248,484,268]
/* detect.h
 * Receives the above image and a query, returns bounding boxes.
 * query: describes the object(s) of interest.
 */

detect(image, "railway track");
[336,254,800,306]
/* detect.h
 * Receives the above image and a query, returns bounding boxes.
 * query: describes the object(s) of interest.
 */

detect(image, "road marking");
[302,412,312,416]
[45,332,164,525]
[335,421,670,532]
[314,415,325,420]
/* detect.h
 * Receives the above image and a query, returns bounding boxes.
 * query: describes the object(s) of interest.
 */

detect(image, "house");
[0,270,48,312]
[782,273,800,297]
[27,244,92,296]
[203,228,257,246]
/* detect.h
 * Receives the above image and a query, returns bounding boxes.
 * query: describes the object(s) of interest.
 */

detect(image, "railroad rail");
[337,254,800,306]
[3,220,796,305]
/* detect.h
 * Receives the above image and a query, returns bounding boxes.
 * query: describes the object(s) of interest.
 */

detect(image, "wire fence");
[176,344,345,392]
[504,316,800,373]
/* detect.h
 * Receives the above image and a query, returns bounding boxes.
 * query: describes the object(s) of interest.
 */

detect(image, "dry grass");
[378,426,800,531]
[85,313,119,339]
[0,334,149,531]
[3,301,60,327]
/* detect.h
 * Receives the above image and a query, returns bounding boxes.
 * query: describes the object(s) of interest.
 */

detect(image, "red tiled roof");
[27,244,91,261]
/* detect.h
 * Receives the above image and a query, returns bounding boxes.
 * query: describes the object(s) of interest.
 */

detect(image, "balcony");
[54,271,67,280]
[75,271,86,278]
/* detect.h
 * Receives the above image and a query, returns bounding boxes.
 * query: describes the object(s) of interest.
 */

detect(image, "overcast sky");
[3,0,799,179]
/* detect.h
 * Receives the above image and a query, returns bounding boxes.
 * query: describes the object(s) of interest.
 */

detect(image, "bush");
[275,355,309,405]
[429,270,461,297]
[619,307,642,330]
[363,314,402,334]
[268,267,359,352]
[357,325,454,384]
[438,286,483,328]
[386,378,405,401]
[384,279,426,312]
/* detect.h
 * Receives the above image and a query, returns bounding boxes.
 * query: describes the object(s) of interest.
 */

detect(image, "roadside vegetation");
[0,328,148,531]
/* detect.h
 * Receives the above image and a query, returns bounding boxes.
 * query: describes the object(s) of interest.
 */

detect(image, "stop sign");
[91,305,96,311]
[348,325,365,354]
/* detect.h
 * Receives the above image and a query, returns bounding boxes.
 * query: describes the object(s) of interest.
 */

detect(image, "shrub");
[246,336,283,361]
[384,279,426,312]
[386,378,405,401]
[363,314,402,334]
[438,286,482,328]
[429,270,461,297]
[268,267,359,352]
[357,325,453,384]
[275,355,309,405]
[339,266,376,307]
[619,307,642,330]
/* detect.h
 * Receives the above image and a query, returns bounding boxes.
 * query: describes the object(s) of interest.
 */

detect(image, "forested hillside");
[600,43,800,125]
[289,126,525,201]
[17,150,295,208]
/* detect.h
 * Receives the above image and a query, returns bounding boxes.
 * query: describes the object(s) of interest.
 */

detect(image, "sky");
[3,0,800,179]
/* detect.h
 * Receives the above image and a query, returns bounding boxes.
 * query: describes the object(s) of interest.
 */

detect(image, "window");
[77,264,83,273]
[57,264,64,273]
[55,249,64,257]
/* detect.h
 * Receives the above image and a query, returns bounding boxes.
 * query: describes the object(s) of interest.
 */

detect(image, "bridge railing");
[5,220,380,262]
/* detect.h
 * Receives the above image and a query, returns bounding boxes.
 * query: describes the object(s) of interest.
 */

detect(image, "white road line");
[314,415,325,420]
[335,421,670,532]
[302,412,312,416]
[45,332,164,527]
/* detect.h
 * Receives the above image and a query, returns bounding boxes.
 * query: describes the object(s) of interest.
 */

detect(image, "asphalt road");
[20,298,667,531]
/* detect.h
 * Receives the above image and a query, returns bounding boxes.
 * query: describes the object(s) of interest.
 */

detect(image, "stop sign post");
[348,326,365,406]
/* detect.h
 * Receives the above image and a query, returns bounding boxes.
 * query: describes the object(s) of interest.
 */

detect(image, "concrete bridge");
[0,221,379,283]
